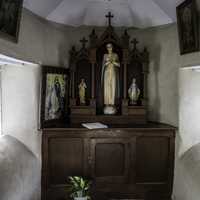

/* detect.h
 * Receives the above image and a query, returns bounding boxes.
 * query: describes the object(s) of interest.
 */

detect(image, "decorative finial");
[105,12,114,26]
[80,37,88,49]
[131,38,139,50]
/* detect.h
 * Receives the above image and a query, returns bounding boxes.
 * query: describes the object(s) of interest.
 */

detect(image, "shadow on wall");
[0,135,40,200]
[152,45,161,121]
[59,43,69,67]
[148,44,161,122]
[174,141,200,200]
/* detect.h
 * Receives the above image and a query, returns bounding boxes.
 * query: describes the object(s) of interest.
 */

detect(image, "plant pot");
[74,197,87,200]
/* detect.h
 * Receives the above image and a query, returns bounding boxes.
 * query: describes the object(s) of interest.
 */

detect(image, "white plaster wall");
[1,64,41,159]
[0,135,40,200]
[173,141,200,200]
[1,63,41,200]
[0,66,2,133]
[172,69,200,200]
[0,8,105,67]
[179,69,200,155]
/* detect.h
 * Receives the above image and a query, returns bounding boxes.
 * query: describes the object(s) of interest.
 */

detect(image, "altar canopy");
[69,12,149,124]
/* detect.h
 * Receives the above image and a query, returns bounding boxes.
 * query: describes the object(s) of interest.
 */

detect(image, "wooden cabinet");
[42,123,176,200]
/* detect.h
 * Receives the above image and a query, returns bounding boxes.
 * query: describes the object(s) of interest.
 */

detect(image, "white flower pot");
[74,197,87,200]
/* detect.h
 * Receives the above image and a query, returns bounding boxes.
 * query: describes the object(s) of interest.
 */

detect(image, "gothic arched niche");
[69,12,149,124]
[75,58,92,106]
[96,41,123,114]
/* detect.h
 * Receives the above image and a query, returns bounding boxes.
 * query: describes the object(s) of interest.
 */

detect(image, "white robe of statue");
[102,43,120,114]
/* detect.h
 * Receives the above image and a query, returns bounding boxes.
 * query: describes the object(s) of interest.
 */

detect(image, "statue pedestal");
[103,105,117,115]
[70,98,96,116]
[122,99,147,123]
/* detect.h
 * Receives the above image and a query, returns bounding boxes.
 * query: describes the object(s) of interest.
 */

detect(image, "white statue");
[78,78,87,105]
[101,43,120,114]
[128,78,140,105]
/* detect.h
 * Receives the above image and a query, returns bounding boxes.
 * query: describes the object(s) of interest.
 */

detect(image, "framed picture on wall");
[176,0,199,55]
[0,0,23,42]
[40,66,69,128]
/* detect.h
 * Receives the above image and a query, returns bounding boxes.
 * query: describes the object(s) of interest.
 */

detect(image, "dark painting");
[176,0,199,54]
[0,0,23,42]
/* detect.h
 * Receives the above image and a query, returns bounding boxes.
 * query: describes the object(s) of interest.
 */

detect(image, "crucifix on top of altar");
[69,12,149,124]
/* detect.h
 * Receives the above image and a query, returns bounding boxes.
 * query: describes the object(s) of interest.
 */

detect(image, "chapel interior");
[0,0,200,200]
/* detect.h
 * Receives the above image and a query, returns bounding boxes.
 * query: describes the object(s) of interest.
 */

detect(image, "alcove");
[0,54,41,200]
[179,65,200,155]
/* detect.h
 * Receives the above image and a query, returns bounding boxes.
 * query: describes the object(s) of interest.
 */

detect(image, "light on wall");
[181,65,200,72]
[0,54,37,66]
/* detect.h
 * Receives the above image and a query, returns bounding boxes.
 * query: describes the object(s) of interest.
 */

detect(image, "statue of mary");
[101,43,120,115]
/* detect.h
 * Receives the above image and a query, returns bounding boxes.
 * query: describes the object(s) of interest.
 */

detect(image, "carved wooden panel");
[136,137,170,184]
[90,138,130,183]
[49,138,84,185]
[95,143,124,176]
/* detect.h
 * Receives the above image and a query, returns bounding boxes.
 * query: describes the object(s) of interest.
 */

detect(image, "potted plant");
[68,176,91,200]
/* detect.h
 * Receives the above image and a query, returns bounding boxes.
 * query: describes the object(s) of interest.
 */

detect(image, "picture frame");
[176,0,199,55]
[0,0,23,43]
[40,66,69,128]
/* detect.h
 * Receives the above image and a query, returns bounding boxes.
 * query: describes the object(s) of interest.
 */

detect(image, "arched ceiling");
[23,0,185,28]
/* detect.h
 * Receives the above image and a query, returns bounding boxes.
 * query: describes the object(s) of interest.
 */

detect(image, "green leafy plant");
[68,176,91,199]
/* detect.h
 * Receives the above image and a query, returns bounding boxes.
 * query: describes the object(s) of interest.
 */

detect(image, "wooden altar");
[69,13,149,124]
[41,13,176,200]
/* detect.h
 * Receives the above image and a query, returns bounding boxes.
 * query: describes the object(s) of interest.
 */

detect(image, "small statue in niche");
[128,78,140,105]
[78,78,87,105]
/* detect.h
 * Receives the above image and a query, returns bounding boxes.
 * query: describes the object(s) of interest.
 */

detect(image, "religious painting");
[40,66,69,128]
[176,0,199,54]
[0,0,23,42]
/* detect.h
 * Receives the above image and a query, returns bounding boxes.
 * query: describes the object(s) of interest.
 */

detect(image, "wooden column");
[70,70,76,106]
[123,49,129,99]
[142,48,149,106]
[91,62,95,99]
[123,63,127,99]
[71,71,75,99]
[89,48,96,99]
[142,63,148,106]
[122,48,129,115]
[89,48,96,108]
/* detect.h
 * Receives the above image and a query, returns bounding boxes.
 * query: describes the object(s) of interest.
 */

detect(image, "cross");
[80,37,88,48]
[131,38,139,50]
[106,12,114,26]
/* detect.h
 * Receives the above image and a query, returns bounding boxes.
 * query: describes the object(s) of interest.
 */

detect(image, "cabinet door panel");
[49,138,84,185]
[90,138,130,183]
[136,137,170,184]
[95,143,125,176]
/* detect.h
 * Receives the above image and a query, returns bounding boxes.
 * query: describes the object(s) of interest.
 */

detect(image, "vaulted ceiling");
[23,0,185,28]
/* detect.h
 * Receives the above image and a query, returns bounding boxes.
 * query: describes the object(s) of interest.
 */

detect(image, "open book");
[82,122,108,129]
